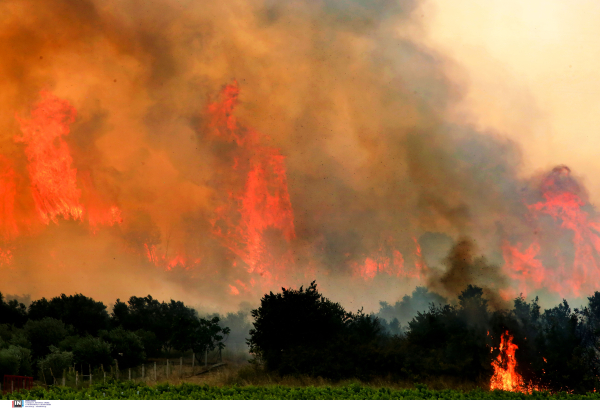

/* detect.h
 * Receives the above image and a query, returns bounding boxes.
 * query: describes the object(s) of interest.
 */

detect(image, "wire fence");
[46,349,232,388]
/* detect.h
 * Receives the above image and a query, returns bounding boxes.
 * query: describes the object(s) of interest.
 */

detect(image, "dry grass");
[140,359,488,392]
[68,349,486,393]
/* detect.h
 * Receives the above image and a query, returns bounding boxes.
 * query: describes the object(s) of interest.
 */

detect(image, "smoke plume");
[0,0,596,312]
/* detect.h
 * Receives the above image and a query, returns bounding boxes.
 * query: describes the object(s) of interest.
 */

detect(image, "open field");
[3,363,600,400]
[2,381,600,400]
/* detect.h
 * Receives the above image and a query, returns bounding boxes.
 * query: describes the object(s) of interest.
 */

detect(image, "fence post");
[62,369,66,387]
[104,371,106,384]
[180,357,182,377]
[166,359,169,379]
[154,362,157,381]
[205,348,208,367]
[142,364,145,381]
[192,353,195,375]
[90,364,93,385]
[76,371,78,387]
[115,360,119,381]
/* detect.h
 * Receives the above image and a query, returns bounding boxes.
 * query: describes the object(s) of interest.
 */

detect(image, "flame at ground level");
[490,331,538,393]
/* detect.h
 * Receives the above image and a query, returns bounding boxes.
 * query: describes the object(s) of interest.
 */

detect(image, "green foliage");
[174,316,230,362]
[3,382,600,400]
[0,345,32,377]
[71,336,113,369]
[111,296,230,357]
[0,347,20,377]
[28,294,110,336]
[38,346,73,384]
[99,328,145,369]
[134,329,161,358]
[24,317,68,359]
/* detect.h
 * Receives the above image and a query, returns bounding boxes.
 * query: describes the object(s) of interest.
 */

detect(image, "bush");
[100,328,145,369]
[38,346,73,385]
[0,347,21,377]
[247,281,383,379]
[24,317,68,359]
[134,329,161,358]
[72,336,113,369]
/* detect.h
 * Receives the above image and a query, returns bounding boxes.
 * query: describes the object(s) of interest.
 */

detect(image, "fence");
[2,375,34,394]
[51,350,228,388]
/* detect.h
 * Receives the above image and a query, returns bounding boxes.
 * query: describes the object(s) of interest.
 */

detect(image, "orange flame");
[503,166,600,297]
[15,91,83,224]
[490,331,537,393]
[13,91,121,231]
[351,236,421,281]
[0,156,18,241]
[208,81,296,282]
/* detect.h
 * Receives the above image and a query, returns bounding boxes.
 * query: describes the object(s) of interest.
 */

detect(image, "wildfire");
[207,81,296,282]
[351,236,423,281]
[16,92,84,224]
[503,166,600,298]
[0,92,124,269]
[490,331,537,393]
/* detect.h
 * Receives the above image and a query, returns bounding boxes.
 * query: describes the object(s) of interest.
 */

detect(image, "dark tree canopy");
[0,293,28,327]
[247,281,383,379]
[111,295,171,350]
[111,295,230,356]
[100,328,145,369]
[24,317,68,359]
[28,294,109,336]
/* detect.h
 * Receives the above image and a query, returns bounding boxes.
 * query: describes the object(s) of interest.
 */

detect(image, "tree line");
[4,282,600,393]
[246,282,600,393]
[0,293,229,383]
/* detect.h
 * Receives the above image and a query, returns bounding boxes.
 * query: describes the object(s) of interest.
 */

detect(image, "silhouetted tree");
[111,295,171,351]
[403,285,492,382]
[24,317,68,359]
[536,300,592,392]
[28,294,109,336]
[248,281,385,379]
[0,293,27,327]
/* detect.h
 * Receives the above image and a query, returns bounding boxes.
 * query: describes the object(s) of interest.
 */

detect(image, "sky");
[422,0,600,203]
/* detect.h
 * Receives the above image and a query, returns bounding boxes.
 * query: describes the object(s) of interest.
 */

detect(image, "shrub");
[100,328,145,369]
[72,336,113,369]
[38,346,73,385]
[24,317,68,359]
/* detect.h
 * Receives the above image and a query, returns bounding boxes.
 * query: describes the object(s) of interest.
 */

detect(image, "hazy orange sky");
[422,0,600,203]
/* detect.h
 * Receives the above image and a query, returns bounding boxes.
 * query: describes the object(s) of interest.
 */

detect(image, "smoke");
[425,238,509,310]
[0,0,591,312]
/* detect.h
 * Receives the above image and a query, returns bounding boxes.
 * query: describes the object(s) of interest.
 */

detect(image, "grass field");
[2,380,599,400]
